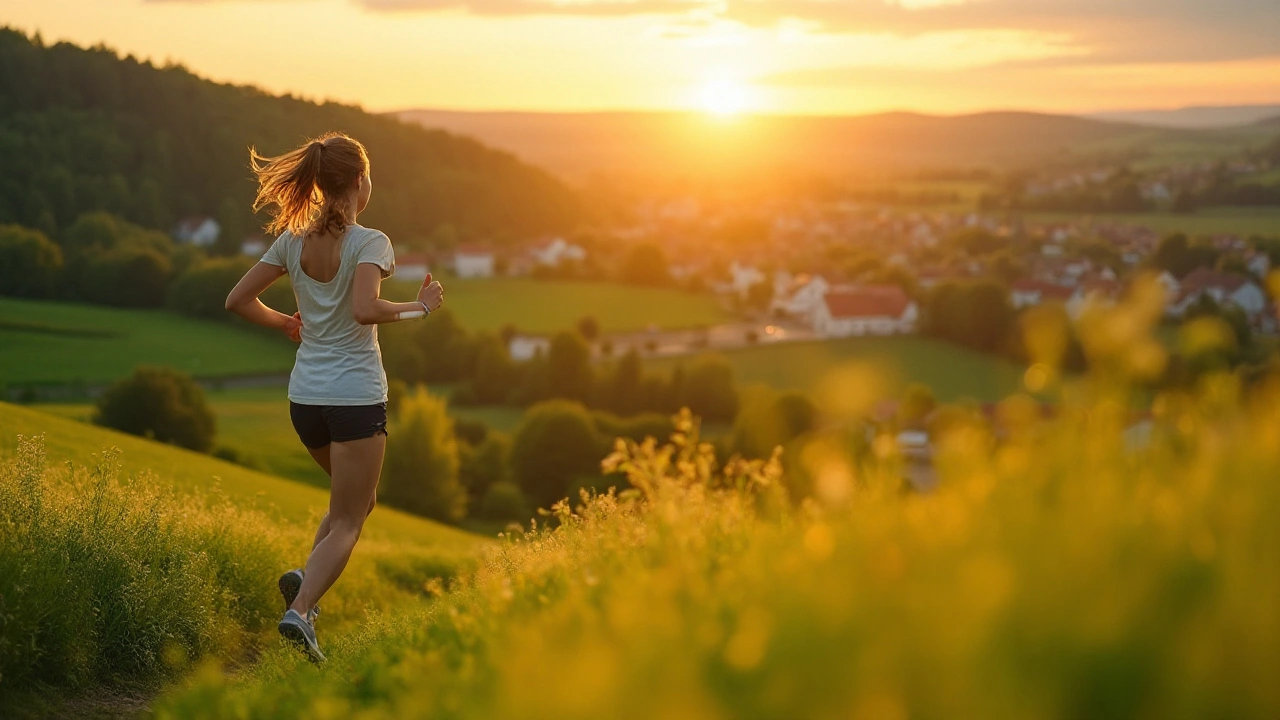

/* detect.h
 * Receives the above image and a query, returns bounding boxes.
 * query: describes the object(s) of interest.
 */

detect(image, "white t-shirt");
[260,224,396,406]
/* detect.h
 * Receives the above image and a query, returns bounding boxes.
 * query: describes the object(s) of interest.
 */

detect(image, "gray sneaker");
[278,569,320,623]
[278,609,326,663]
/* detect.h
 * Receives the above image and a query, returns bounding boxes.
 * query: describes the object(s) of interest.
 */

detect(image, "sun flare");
[696,77,752,117]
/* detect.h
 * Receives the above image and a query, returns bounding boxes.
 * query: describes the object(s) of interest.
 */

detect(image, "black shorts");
[289,402,388,449]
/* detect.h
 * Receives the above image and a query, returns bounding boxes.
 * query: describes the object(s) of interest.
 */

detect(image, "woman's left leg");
[289,434,385,616]
[304,443,376,552]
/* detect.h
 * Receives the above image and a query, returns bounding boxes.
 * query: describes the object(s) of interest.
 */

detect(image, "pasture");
[1023,206,1280,238]
[382,277,732,334]
[649,335,1028,403]
[0,298,298,386]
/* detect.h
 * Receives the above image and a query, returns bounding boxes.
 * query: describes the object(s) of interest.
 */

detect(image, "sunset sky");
[2,0,1279,116]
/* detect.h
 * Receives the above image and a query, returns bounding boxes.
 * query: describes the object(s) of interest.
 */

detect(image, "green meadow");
[650,335,1028,403]
[382,277,732,334]
[0,298,298,386]
[1021,206,1280,238]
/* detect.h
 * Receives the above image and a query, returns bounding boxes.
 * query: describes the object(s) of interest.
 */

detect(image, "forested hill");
[0,28,580,250]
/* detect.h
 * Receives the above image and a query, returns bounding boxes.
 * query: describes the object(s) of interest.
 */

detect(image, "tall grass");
[156,369,1280,719]
[0,434,475,703]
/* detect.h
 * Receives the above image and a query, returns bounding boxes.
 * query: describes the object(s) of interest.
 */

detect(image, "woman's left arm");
[351,264,444,325]
[225,262,302,341]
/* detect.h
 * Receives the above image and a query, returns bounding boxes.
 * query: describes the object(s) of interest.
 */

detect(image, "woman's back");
[260,223,396,406]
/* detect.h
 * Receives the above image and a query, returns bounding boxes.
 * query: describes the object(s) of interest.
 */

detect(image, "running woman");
[225,132,443,662]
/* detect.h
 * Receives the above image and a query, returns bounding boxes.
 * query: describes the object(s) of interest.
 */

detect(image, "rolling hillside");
[399,108,1152,181]
[0,27,579,246]
[0,401,479,548]
[398,108,1280,184]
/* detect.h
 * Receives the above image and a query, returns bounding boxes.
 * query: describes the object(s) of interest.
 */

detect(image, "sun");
[696,77,752,118]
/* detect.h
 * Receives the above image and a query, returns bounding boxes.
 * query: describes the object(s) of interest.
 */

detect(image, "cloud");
[143,0,1280,65]
[354,0,709,16]
[720,0,1280,64]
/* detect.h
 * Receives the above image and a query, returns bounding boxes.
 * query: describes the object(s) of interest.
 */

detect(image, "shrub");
[0,224,62,299]
[509,400,604,508]
[460,433,511,504]
[731,388,818,461]
[479,481,529,523]
[95,367,216,452]
[380,388,467,523]
[167,257,253,320]
[547,330,593,403]
[679,354,739,422]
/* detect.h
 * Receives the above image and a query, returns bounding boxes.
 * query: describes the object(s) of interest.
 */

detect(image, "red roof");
[455,244,492,257]
[1180,267,1256,294]
[824,285,913,319]
[398,253,429,265]
[1011,279,1075,300]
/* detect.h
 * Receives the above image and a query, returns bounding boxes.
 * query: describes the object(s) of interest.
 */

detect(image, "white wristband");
[396,301,430,321]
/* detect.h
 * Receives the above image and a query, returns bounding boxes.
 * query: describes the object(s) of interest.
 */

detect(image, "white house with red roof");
[1010,279,1075,309]
[1169,267,1268,320]
[811,285,918,337]
[454,245,495,278]
[395,253,430,282]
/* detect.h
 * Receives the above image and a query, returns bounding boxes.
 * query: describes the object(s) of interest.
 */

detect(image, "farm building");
[811,285,918,338]
[454,245,496,278]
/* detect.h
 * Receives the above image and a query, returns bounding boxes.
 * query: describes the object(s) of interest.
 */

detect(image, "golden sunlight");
[696,76,754,117]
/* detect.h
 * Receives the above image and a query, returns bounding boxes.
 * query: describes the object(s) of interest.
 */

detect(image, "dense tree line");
[0,28,579,250]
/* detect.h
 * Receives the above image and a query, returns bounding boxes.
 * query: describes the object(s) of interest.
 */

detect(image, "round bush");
[480,481,530,523]
[510,400,604,509]
[95,367,217,452]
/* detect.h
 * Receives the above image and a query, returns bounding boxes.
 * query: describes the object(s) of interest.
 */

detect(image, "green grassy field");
[0,402,479,548]
[0,298,299,386]
[37,386,526,490]
[1020,206,1280,238]
[383,277,732,334]
[650,336,1027,403]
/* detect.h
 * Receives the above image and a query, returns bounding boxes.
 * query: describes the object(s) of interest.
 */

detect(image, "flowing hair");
[250,132,370,237]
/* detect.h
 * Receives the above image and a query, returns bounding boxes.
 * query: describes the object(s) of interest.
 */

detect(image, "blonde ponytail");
[251,133,369,237]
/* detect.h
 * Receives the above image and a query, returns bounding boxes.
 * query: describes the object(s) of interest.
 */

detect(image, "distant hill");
[396,109,1183,183]
[0,28,579,248]
[1086,104,1280,129]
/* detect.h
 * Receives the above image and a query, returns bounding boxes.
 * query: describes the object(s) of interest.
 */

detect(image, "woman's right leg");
[289,434,385,616]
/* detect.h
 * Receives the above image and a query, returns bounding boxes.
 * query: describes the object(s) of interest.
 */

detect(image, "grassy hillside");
[0,297,297,386]
[650,336,1027,403]
[0,401,485,708]
[0,401,478,548]
[37,387,526,490]
[154,372,1280,719]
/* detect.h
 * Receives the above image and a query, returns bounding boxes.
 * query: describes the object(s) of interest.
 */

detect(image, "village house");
[811,285,918,338]
[1010,279,1075,309]
[395,253,430,281]
[240,235,268,257]
[454,245,496,279]
[174,216,220,247]
[529,237,586,267]
[1067,278,1123,319]
[772,275,830,317]
[1169,267,1269,321]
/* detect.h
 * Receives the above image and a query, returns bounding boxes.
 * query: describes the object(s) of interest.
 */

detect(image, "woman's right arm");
[225,263,302,341]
